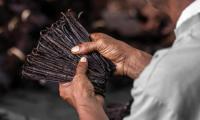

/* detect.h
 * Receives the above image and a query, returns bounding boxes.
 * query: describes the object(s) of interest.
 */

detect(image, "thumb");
[76,57,88,75]
[71,42,98,54]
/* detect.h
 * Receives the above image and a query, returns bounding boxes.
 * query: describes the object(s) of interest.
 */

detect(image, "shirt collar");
[176,0,200,29]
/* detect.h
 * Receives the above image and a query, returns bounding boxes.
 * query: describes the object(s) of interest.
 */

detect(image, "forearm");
[77,102,109,120]
[125,48,152,79]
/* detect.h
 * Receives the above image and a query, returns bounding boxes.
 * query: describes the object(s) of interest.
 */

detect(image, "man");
[59,0,200,119]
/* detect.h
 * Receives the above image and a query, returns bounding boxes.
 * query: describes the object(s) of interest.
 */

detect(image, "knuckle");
[74,74,83,80]
[91,33,103,40]
[94,32,103,36]
[59,87,67,97]
[84,88,95,97]
[73,75,79,80]
[59,90,64,97]
[79,43,92,53]
[97,38,106,46]
[79,43,87,49]
[77,62,84,68]
[77,64,84,71]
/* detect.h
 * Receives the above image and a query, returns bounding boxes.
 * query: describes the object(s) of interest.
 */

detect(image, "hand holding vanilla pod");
[22,10,115,96]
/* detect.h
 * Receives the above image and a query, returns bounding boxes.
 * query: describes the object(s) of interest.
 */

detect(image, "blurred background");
[0,0,175,120]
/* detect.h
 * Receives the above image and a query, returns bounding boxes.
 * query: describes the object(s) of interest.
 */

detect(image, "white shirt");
[176,0,200,29]
[124,1,200,120]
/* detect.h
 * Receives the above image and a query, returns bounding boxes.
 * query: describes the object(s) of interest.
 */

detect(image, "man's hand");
[59,57,108,120]
[71,33,152,79]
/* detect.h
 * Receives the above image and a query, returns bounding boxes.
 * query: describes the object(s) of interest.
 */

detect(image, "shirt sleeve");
[123,86,173,120]
[124,20,200,120]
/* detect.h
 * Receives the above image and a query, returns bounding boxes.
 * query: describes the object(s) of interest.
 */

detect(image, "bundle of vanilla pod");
[22,10,115,96]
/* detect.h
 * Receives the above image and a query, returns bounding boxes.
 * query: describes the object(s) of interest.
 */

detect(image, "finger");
[96,95,105,106]
[59,83,74,106]
[75,57,88,75]
[59,83,68,98]
[59,82,72,87]
[59,82,72,96]
[90,33,105,42]
[71,33,107,54]
[71,42,98,54]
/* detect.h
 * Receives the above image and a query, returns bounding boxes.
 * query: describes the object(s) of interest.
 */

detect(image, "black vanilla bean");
[22,10,115,96]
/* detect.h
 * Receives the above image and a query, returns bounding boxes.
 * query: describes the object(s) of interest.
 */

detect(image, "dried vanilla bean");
[22,10,115,96]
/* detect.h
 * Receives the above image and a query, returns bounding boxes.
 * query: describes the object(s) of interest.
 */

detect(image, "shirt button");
[154,54,159,58]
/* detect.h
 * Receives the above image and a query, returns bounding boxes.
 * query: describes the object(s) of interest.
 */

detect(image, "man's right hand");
[71,33,152,79]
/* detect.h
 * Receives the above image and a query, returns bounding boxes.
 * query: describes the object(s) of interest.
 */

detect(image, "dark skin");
[59,33,151,120]
[59,0,194,119]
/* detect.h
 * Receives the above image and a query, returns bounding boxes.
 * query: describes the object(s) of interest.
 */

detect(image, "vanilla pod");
[22,10,115,96]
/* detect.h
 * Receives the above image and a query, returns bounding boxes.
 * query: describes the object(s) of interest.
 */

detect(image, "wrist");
[124,48,152,79]
[76,97,102,111]
[76,99,108,120]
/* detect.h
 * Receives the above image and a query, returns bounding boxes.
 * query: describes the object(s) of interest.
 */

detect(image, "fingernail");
[71,46,80,53]
[80,57,87,62]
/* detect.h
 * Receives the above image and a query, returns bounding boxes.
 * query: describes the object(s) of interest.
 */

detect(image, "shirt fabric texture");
[124,1,200,120]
